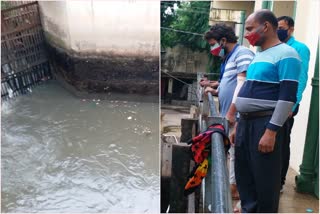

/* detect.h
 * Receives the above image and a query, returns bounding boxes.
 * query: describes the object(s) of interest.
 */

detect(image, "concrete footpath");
[161,104,319,213]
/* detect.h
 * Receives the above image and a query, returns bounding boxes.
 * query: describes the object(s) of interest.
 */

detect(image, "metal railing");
[197,73,232,213]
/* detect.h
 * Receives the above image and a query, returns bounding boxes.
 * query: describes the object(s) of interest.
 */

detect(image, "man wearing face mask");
[277,16,310,193]
[232,10,301,212]
[202,24,254,201]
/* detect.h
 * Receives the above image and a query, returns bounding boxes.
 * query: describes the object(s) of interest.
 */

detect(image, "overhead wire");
[161,70,206,103]
[161,27,205,36]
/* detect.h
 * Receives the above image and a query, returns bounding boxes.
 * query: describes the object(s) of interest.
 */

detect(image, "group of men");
[201,9,310,213]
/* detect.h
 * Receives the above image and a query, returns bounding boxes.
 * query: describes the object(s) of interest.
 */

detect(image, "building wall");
[211,1,255,17]
[272,1,295,17]
[161,45,209,74]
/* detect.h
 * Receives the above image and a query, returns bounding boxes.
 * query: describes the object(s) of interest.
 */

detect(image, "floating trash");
[127,116,132,120]
[82,99,86,102]
[306,208,313,213]
[96,102,100,105]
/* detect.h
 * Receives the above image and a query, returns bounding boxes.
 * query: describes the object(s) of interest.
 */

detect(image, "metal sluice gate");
[1,1,51,99]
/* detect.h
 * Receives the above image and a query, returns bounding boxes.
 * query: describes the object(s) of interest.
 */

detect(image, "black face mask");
[277,29,289,42]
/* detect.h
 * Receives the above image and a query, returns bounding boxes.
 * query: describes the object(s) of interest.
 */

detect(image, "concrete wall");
[161,45,209,74]
[272,1,295,17]
[39,0,159,57]
[38,0,159,95]
[38,1,71,49]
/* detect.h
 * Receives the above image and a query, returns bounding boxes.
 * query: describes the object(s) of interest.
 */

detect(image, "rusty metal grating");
[1,1,51,99]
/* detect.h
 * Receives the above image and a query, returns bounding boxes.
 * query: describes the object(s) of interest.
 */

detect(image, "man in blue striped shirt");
[233,10,301,212]
[202,24,255,201]
[277,16,310,193]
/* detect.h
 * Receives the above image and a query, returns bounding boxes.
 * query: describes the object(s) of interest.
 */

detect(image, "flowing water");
[1,81,160,213]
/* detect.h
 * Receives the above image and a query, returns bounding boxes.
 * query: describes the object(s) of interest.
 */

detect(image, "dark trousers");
[235,116,284,213]
[281,105,299,186]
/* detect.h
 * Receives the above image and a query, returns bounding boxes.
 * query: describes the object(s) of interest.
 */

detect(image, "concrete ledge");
[46,42,159,96]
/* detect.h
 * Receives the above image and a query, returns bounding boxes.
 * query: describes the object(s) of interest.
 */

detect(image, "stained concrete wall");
[38,1,71,49]
[161,45,209,74]
[38,0,159,95]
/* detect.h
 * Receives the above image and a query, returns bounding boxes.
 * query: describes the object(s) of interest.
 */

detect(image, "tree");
[161,1,221,77]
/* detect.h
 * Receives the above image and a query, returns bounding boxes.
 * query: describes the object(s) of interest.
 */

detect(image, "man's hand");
[200,79,219,88]
[229,123,237,146]
[258,129,277,153]
[288,111,293,118]
[199,78,209,87]
[225,103,237,128]
[204,86,218,96]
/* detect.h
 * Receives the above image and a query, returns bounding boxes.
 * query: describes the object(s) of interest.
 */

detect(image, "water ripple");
[1,81,159,213]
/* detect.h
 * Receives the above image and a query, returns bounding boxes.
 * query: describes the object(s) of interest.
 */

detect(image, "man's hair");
[254,9,278,30]
[204,23,238,43]
[277,16,295,27]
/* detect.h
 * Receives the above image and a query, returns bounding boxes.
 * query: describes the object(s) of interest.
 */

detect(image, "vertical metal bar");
[207,92,217,116]
[238,11,246,45]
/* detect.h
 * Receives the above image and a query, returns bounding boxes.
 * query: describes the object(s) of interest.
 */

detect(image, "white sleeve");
[232,75,245,104]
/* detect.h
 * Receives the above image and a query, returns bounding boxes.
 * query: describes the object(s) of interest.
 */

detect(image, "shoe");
[230,184,240,200]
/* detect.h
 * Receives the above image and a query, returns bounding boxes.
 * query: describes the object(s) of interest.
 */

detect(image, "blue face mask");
[277,29,288,42]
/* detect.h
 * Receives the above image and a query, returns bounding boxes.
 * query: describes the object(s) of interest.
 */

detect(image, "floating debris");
[127,116,132,120]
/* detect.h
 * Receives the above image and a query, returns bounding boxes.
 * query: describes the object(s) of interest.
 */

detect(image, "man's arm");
[225,72,246,126]
[259,51,301,153]
[292,45,310,111]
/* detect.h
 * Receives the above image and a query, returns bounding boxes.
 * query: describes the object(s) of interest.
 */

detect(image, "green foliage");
[161,1,221,77]
[1,1,12,10]
[161,1,210,52]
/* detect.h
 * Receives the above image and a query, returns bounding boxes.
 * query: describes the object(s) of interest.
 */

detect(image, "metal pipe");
[205,92,232,213]
[207,92,217,116]
[210,132,233,213]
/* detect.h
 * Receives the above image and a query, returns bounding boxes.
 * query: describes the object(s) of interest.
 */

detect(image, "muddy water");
[1,81,159,213]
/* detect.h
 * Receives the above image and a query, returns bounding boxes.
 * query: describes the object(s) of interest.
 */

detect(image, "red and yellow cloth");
[184,124,230,195]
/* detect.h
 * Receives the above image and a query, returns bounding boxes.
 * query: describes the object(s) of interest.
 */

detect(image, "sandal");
[233,201,241,213]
